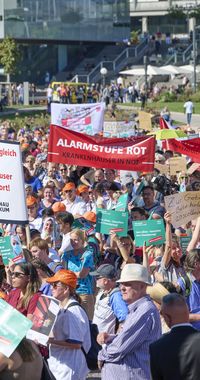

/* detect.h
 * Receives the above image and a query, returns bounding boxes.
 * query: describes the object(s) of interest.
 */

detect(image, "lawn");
[120,101,200,114]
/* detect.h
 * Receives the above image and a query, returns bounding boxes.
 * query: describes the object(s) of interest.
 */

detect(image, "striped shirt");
[98,295,161,380]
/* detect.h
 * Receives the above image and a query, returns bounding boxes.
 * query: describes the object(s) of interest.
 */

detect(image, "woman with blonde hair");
[62,228,95,320]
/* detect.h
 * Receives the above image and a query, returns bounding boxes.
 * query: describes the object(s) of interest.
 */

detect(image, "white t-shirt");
[184,101,194,114]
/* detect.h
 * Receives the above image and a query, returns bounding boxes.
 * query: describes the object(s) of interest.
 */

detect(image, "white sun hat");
[117,264,151,284]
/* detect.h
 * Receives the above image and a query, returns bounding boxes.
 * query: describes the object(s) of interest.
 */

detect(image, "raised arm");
[162,212,173,268]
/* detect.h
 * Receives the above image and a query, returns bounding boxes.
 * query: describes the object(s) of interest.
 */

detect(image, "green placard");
[133,219,166,247]
[0,236,15,265]
[96,209,128,236]
[180,235,192,255]
[0,299,32,357]
[115,193,128,212]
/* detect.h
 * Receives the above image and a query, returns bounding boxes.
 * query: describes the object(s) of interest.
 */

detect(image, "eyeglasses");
[51,282,64,289]
[60,169,67,172]
[65,190,73,193]
[28,205,36,210]
[10,272,25,278]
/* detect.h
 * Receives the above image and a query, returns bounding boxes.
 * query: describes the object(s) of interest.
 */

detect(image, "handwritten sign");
[168,157,187,175]
[103,121,136,137]
[187,163,200,175]
[164,191,200,228]
[154,162,169,175]
[138,111,153,131]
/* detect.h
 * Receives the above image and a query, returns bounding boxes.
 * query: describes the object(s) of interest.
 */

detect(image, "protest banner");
[26,295,60,346]
[167,137,200,163]
[96,209,128,236]
[180,234,192,255]
[0,235,24,265]
[0,299,32,357]
[48,126,155,172]
[51,102,105,135]
[154,162,169,175]
[103,121,136,138]
[133,219,166,247]
[168,157,187,175]
[72,217,95,236]
[164,191,200,228]
[0,141,28,224]
[115,193,128,212]
[138,111,153,131]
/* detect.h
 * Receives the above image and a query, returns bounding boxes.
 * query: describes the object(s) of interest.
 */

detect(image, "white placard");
[0,141,28,224]
[51,102,105,135]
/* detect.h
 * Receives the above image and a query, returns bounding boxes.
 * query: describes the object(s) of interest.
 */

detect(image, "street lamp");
[100,67,108,87]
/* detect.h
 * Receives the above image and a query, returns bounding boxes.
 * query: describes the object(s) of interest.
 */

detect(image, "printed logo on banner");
[51,103,105,135]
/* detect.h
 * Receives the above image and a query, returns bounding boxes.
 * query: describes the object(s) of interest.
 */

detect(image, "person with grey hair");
[177,248,200,330]
[97,264,161,380]
[150,293,200,380]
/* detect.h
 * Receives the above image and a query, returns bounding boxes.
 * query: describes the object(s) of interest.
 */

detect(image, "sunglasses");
[11,272,25,278]
[51,282,65,289]
[60,169,67,172]
[65,189,73,193]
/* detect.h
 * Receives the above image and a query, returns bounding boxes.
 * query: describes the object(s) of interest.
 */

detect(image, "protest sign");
[103,121,136,138]
[0,299,32,357]
[48,126,155,172]
[138,111,153,131]
[0,141,28,224]
[168,157,187,175]
[96,209,128,236]
[26,295,60,346]
[154,162,169,175]
[187,163,200,175]
[167,137,200,163]
[72,217,95,236]
[164,191,200,228]
[0,235,23,265]
[115,193,128,211]
[51,102,105,135]
[133,219,166,247]
[180,234,192,255]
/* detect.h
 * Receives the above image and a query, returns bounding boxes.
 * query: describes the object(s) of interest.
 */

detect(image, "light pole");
[100,67,108,87]
[193,24,200,93]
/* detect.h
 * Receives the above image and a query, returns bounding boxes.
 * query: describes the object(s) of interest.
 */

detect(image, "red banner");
[167,138,200,163]
[48,125,155,172]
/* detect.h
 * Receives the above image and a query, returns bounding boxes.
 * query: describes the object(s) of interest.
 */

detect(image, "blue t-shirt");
[62,249,94,294]
[26,176,43,193]
[109,289,128,322]
[178,276,200,330]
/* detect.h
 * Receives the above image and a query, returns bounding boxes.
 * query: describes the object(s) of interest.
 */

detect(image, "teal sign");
[133,219,166,247]
[115,193,128,212]
[96,209,128,236]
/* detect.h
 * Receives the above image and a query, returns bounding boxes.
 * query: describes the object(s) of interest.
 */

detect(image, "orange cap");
[52,202,66,213]
[62,182,76,192]
[26,195,37,207]
[77,185,89,195]
[83,211,96,224]
[0,291,6,299]
[46,269,77,289]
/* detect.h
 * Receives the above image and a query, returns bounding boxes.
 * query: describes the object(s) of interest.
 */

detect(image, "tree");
[0,36,20,82]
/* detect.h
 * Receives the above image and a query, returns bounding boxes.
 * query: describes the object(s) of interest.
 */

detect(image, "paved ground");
[87,371,101,379]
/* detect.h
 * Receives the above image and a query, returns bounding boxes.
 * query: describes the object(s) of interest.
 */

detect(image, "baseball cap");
[62,182,76,192]
[83,211,96,224]
[77,185,89,195]
[46,269,77,289]
[26,196,37,207]
[90,264,117,280]
[52,202,66,213]
[117,264,150,284]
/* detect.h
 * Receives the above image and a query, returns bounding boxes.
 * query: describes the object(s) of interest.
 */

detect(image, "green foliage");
[0,37,20,75]
[160,92,177,102]
[168,5,200,19]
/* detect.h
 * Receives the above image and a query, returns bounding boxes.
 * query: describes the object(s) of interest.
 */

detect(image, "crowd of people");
[0,108,200,380]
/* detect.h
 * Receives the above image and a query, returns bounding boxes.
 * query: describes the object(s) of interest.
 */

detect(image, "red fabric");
[6,288,41,316]
[159,117,169,129]
[48,125,155,172]
[167,137,200,163]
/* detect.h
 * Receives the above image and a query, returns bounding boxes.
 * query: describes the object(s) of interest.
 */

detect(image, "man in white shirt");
[56,211,74,256]
[184,99,194,126]
[62,182,87,216]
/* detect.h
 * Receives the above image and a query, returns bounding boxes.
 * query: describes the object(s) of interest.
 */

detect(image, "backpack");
[67,302,101,370]
[179,273,192,297]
